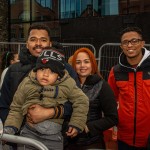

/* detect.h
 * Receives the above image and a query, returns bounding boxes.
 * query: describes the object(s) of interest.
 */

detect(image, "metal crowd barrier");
[0,119,48,150]
[61,43,96,61]
[0,42,96,61]
[0,42,25,54]
[98,43,150,80]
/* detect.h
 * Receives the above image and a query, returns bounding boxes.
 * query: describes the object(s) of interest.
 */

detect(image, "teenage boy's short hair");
[120,27,143,39]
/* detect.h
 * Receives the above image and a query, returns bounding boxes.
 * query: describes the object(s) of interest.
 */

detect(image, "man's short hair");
[28,23,51,39]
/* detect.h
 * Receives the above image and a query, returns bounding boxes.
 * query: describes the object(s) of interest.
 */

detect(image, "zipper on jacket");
[133,71,137,146]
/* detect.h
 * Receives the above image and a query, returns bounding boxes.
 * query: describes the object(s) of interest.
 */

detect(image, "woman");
[0,51,19,88]
[65,47,118,150]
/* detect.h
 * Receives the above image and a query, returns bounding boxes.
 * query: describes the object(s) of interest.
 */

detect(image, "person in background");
[4,48,89,150]
[64,47,118,150]
[0,51,19,88]
[108,26,150,150]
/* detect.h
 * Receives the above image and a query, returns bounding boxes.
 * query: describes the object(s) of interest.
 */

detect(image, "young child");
[4,47,89,150]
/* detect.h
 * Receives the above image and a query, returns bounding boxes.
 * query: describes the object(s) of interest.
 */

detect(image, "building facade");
[0,0,8,41]
[1,0,150,49]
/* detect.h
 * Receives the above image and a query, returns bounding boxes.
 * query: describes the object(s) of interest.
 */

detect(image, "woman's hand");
[26,104,55,124]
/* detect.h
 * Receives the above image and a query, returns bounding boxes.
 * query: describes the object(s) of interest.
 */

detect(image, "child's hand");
[2,127,17,145]
[66,126,78,138]
[4,127,16,135]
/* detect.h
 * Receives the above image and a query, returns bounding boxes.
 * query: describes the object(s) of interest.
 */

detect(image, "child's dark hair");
[1,51,16,70]
[28,23,51,39]
[120,27,143,40]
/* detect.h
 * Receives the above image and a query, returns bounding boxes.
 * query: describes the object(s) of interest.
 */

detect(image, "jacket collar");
[83,74,102,86]
[19,48,37,65]
[119,47,150,69]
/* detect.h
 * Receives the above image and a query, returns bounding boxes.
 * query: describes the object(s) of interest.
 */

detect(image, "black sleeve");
[0,68,11,123]
[63,101,73,118]
[87,81,118,136]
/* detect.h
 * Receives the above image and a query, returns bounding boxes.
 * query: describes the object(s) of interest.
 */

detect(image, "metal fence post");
[0,119,48,150]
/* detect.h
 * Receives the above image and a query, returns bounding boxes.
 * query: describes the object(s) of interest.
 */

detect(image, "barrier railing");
[2,41,150,81]
[0,42,25,54]
[61,43,96,61]
[0,119,48,150]
[98,43,150,80]
[0,42,96,62]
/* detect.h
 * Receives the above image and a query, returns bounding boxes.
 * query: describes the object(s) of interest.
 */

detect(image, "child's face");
[36,68,58,86]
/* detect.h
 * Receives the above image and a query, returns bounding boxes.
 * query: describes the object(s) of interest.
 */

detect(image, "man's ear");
[50,42,52,47]
[120,45,123,50]
[142,40,145,47]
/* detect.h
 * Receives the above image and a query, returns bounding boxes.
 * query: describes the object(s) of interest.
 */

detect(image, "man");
[0,23,77,130]
[108,27,150,149]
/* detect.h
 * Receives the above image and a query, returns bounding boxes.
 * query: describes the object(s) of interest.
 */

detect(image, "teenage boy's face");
[26,29,51,57]
[120,31,145,59]
[36,68,58,86]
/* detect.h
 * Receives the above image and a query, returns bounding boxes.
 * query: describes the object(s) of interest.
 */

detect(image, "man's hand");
[66,126,78,138]
[27,104,55,124]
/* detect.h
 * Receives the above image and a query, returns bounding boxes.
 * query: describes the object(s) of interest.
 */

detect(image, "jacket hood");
[119,47,150,69]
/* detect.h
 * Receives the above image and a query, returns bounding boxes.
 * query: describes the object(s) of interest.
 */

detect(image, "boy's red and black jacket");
[108,48,150,148]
